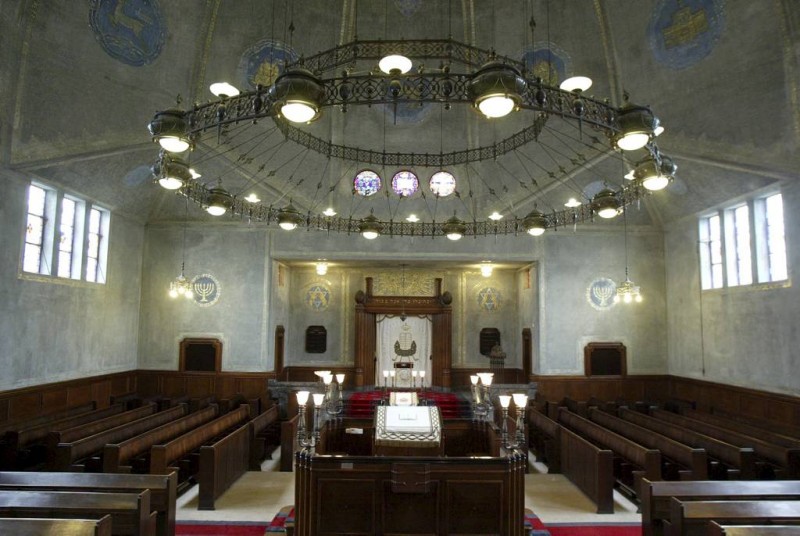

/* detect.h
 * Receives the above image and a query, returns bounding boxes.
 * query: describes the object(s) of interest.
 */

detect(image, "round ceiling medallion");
[429,171,456,197]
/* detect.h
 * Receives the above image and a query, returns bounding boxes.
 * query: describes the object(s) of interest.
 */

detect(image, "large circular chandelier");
[147,38,675,239]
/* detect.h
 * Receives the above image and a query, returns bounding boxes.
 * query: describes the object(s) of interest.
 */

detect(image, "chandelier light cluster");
[148,34,676,240]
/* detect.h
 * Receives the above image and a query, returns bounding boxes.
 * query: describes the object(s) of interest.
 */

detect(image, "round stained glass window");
[429,171,456,197]
[353,170,382,197]
[391,170,419,197]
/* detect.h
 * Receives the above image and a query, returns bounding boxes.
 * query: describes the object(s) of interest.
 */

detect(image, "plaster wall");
[665,181,800,395]
[0,172,143,390]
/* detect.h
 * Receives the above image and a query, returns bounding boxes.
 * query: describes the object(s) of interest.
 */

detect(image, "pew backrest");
[708,522,800,536]
[669,498,800,536]
[0,516,113,536]
[48,403,157,450]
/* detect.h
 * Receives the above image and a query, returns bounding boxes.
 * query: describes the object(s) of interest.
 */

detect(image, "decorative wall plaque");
[191,273,221,307]
[238,38,297,89]
[648,0,725,70]
[305,283,331,311]
[477,287,502,312]
[587,278,617,310]
[89,0,166,67]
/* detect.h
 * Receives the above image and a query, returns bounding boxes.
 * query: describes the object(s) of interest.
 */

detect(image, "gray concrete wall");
[665,181,800,395]
[0,172,143,390]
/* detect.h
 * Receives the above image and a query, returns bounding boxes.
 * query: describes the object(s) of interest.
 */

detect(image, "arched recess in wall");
[354,277,452,388]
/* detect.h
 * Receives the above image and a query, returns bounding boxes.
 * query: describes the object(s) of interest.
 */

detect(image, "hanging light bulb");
[593,189,621,219]
[316,261,328,275]
[480,262,493,278]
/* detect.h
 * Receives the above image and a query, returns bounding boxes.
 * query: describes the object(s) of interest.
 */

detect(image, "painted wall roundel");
[90,0,166,67]
[648,0,725,70]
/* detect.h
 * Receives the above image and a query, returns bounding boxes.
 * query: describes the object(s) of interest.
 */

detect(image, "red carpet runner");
[176,506,642,535]
[345,389,471,419]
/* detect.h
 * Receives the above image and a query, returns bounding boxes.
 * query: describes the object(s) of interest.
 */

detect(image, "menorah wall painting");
[191,273,221,307]
[587,278,617,310]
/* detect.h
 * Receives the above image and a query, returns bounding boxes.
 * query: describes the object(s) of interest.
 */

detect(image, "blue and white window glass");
[391,170,419,197]
[354,170,382,197]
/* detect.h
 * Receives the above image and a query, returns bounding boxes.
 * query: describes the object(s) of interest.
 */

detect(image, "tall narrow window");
[23,184,48,274]
[700,214,723,289]
[764,193,788,282]
[727,205,752,286]
[86,207,103,283]
[58,197,78,278]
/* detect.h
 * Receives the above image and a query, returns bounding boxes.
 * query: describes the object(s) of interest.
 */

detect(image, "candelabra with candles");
[470,372,494,420]
[498,393,529,450]
[295,391,326,453]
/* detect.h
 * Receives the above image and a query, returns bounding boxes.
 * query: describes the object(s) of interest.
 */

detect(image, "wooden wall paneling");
[8,392,42,421]
[185,375,215,398]
[91,381,112,408]
[236,377,268,399]
[41,389,69,414]
[66,384,93,408]
[216,376,239,399]
[0,399,8,423]
[161,376,187,398]
[136,371,161,398]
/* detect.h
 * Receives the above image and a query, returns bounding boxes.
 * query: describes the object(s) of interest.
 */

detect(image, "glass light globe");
[527,226,545,237]
[316,262,328,275]
[635,294,643,303]
[281,101,317,123]
[446,231,463,241]
[559,76,593,92]
[597,207,619,219]
[379,54,413,74]
[624,293,632,303]
[296,390,310,405]
[169,288,178,298]
[498,395,511,408]
[362,229,379,240]
[158,136,190,153]
[209,82,240,97]
[480,263,493,277]
[184,289,193,299]
[158,177,183,190]
[643,175,670,191]
[279,221,298,231]
[616,132,650,151]
[206,205,227,217]
[478,95,515,118]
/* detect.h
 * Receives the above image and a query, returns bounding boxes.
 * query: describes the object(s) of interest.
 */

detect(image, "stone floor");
[176,453,642,526]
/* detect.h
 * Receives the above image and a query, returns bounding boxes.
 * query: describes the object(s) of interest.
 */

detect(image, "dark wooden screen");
[180,338,222,372]
[305,326,327,353]
[584,342,626,377]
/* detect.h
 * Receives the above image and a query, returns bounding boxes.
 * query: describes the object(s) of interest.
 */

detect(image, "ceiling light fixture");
[147,22,672,239]
[209,82,240,98]
[154,152,191,191]
[316,261,328,276]
[277,202,303,230]
[523,208,547,236]
[443,213,466,241]
[206,182,232,216]
[615,207,642,304]
[480,262,493,278]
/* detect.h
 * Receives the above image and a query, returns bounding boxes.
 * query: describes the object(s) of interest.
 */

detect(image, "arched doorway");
[353,277,453,388]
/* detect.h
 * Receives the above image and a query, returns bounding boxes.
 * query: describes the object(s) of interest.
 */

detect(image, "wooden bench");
[683,409,800,451]
[563,397,589,418]
[620,407,757,480]
[559,425,614,513]
[0,471,177,536]
[651,408,800,479]
[589,407,708,480]
[0,489,155,536]
[199,421,250,510]
[559,407,661,498]
[2,404,125,469]
[708,522,800,535]
[103,404,219,473]
[249,405,279,470]
[0,516,112,536]
[528,407,561,472]
[54,405,188,471]
[666,499,800,536]
[280,413,300,472]
[0,402,95,436]
[711,408,800,441]
[640,478,800,536]
[150,404,250,479]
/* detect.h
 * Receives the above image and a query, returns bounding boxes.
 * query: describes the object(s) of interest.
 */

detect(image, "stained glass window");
[391,170,419,197]
[429,171,456,197]
[23,184,47,274]
[354,170,382,197]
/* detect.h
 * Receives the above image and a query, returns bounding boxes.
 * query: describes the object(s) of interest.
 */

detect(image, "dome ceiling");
[2,0,798,231]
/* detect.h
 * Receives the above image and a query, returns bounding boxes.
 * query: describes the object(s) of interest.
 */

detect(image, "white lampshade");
[323,374,333,385]
[527,226,545,237]
[209,82,240,97]
[498,395,511,408]
[480,263,493,277]
[361,229,379,240]
[446,230,463,241]
[336,373,345,384]
[512,393,528,408]
[412,371,418,378]
[419,370,426,378]
[470,375,480,385]
[158,176,183,190]
[565,198,582,208]
[616,132,650,151]
[314,370,331,379]
[206,205,227,216]
[379,54,412,74]
[642,175,670,191]
[389,370,396,377]
[316,262,328,275]
[477,372,494,386]
[296,390,310,405]
[323,207,337,217]
[244,193,261,203]
[158,136,190,153]
[559,76,592,93]
[281,101,318,123]
[383,370,389,378]
[168,288,178,298]
[597,206,619,219]
[312,393,325,407]
[477,95,515,118]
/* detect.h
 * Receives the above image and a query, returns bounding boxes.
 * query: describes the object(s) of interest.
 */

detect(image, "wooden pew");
[54,405,188,471]
[563,397,589,417]
[2,404,124,469]
[198,422,250,510]
[708,522,800,535]
[651,408,800,479]
[559,425,614,513]
[280,413,300,472]
[683,409,800,451]
[559,407,661,497]
[589,407,708,480]
[0,489,155,536]
[0,515,112,536]
[47,404,157,464]
[711,408,800,441]
[527,407,561,473]
[0,402,95,435]
[150,404,250,477]
[249,405,279,470]
[103,405,219,473]
[666,498,800,536]
[0,471,177,536]
[620,407,757,480]
[640,478,800,536]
